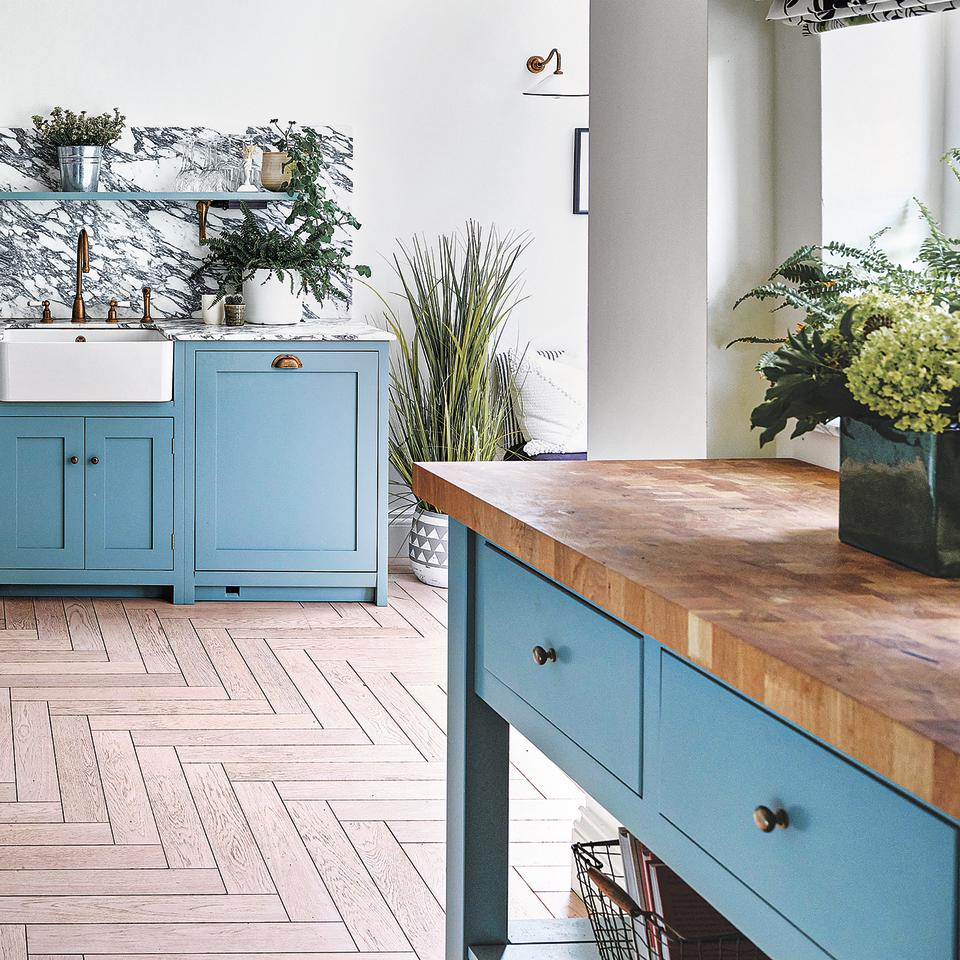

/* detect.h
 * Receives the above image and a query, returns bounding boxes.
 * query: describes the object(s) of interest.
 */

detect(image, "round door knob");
[89,456,99,465]
[753,806,789,833]
[69,456,79,464]
[532,645,557,666]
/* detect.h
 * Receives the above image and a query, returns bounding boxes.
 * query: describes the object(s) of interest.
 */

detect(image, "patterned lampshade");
[765,0,960,34]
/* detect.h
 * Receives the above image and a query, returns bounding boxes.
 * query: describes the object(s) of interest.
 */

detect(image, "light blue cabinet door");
[195,350,379,572]
[0,417,85,569]
[85,418,174,570]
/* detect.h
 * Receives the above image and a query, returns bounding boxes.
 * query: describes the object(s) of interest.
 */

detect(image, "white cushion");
[507,349,587,455]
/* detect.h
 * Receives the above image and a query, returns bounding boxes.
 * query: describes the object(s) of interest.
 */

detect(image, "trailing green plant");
[732,150,960,444]
[195,121,370,305]
[373,221,529,513]
[31,107,126,147]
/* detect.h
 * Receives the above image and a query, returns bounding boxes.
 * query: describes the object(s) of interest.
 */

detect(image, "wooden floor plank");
[26,921,355,954]
[232,781,339,922]
[288,800,409,951]
[0,802,61,823]
[124,609,181,675]
[0,689,14,785]
[64,598,106,654]
[92,731,160,845]
[232,638,309,715]
[313,661,407,745]
[0,844,165,869]
[194,629,263,701]
[0,923,26,960]
[12,701,59,803]
[0,868,223,895]
[342,820,445,960]
[50,717,108,823]
[33,600,68,643]
[132,729,368,747]
[3,600,35,632]
[93,600,144,665]
[158,619,221,688]
[0,894,287,923]
[138,746,216,869]
[272,651,358,730]
[357,671,445,761]
[91,713,319,731]
[181,763,274,895]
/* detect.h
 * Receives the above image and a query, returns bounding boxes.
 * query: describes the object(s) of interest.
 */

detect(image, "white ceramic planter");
[243,269,305,325]
[408,507,449,588]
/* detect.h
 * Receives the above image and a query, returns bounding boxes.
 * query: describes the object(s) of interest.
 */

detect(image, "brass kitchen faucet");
[72,229,89,322]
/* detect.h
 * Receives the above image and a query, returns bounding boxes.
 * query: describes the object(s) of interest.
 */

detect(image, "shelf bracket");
[196,200,211,243]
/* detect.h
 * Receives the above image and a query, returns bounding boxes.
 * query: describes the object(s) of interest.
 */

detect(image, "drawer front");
[476,541,642,791]
[660,653,957,960]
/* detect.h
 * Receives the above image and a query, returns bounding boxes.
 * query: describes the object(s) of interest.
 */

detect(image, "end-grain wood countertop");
[413,458,960,821]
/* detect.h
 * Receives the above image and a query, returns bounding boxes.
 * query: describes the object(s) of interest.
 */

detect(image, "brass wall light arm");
[197,200,211,243]
[527,48,563,76]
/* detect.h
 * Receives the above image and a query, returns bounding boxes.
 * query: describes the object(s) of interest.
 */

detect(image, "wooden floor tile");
[0,588,584,959]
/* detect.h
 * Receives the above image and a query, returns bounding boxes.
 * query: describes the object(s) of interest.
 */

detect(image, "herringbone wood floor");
[0,574,585,959]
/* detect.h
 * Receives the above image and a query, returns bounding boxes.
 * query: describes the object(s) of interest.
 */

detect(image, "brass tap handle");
[532,646,557,666]
[107,299,119,322]
[29,300,53,322]
[753,806,790,833]
[141,286,152,323]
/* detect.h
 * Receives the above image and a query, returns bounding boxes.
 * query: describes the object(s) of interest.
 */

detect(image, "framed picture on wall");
[573,127,589,215]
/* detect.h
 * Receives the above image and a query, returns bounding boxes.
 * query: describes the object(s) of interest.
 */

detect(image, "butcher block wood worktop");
[413,458,960,820]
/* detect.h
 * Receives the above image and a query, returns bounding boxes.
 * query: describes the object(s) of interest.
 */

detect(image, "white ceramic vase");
[408,507,449,588]
[243,269,305,325]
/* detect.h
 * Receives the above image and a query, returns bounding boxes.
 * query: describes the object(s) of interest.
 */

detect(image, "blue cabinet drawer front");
[660,653,957,960]
[476,541,642,792]
[195,350,379,572]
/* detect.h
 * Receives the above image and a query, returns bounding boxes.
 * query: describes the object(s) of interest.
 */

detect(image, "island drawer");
[659,652,957,960]
[475,540,642,792]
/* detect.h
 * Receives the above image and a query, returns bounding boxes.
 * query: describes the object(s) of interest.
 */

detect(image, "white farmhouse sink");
[0,327,173,402]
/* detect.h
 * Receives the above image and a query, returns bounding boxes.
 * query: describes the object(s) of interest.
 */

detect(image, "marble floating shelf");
[0,191,288,201]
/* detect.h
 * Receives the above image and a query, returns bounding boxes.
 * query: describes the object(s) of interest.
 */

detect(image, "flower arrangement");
[733,151,960,444]
[31,107,126,147]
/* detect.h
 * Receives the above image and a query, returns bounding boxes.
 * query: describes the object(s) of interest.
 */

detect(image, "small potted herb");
[223,294,246,326]
[31,107,126,192]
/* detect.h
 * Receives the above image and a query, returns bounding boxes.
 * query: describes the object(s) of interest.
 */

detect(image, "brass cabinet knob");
[532,645,557,666]
[272,354,303,369]
[90,456,99,465]
[69,456,79,465]
[753,805,789,833]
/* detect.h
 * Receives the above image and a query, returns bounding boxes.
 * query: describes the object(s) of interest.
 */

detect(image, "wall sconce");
[523,48,588,98]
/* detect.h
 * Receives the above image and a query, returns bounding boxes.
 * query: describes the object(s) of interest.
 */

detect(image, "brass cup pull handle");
[753,805,789,833]
[69,456,79,465]
[89,457,99,465]
[532,645,557,666]
[272,354,303,369]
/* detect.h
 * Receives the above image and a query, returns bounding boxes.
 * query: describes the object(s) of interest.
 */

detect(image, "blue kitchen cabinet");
[0,417,85,569]
[0,416,174,573]
[194,349,380,575]
[85,418,174,571]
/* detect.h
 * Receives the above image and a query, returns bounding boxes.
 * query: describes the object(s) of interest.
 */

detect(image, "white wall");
[588,0,776,460]
[0,0,589,354]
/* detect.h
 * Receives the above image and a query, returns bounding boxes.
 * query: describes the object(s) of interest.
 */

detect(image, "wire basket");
[573,840,769,960]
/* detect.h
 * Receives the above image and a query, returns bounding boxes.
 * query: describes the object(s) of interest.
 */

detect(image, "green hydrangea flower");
[846,294,960,433]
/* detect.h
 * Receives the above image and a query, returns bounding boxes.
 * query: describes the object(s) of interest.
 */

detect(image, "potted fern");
[197,123,370,323]
[377,222,529,586]
[732,150,960,577]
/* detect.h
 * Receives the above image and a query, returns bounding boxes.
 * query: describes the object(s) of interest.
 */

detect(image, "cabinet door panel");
[195,350,378,572]
[0,417,84,569]
[85,418,174,570]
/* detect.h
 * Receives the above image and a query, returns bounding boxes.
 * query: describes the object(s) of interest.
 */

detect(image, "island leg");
[446,521,511,960]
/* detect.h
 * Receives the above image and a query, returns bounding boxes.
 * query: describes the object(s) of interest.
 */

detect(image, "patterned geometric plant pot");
[408,507,449,588]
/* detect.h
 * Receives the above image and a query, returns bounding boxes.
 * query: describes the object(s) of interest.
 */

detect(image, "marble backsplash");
[0,125,354,320]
